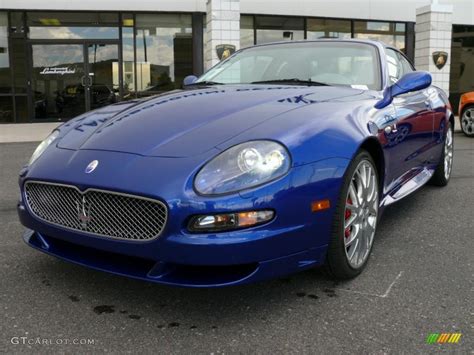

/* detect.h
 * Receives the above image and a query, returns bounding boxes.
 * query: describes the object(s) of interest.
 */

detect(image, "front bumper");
[18,148,349,287]
[18,193,331,287]
[22,228,327,287]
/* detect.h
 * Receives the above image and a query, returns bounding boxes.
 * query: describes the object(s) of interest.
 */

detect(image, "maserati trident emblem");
[76,195,91,228]
[432,51,448,70]
[85,160,99,174]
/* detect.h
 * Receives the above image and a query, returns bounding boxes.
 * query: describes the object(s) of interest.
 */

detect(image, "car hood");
[58,85,364,157]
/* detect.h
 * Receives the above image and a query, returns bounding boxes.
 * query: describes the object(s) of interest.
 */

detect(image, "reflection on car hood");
[58,85,364,157]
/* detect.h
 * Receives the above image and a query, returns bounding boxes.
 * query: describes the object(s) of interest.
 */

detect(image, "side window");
[386,48,414,85]
[386,49,402,84]
[397,52,414,77]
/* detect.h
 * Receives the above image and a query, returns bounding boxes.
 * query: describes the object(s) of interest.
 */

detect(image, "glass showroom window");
[354,21,406,52]
[9,12,30,122]
[307,18,351,40]
[121,13,136,98]
[135,14,193,97]
[27,12,119,39]
[0,96,14,123]
[0,12,13,122]
[0,12,10,92]
[241,16,255,48]
[255,16,304,45]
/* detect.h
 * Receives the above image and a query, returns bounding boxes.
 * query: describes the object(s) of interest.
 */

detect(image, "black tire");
[325,150,379,280]
[460,105,474,137]
[430,123,454,186]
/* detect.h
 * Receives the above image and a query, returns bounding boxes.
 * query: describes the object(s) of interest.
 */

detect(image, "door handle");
[81,75,93,88]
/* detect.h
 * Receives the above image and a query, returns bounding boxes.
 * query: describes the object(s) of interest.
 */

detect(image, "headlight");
[29,130,59,165]
[195,140,291,195]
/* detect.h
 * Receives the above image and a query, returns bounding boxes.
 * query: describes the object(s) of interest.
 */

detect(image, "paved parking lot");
[1,133,472,354]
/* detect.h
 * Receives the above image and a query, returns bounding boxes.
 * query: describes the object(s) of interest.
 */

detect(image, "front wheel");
[325,151,379,279]
[430,124,454,186]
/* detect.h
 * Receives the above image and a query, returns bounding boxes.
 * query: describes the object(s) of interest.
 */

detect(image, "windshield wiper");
[186,80,224,86]
[250,78,329,86]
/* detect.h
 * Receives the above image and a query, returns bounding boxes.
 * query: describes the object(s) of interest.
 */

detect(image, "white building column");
[415,1,453,95]
[205,0,240,70]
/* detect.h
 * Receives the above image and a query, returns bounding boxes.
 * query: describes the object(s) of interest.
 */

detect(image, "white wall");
[0,0,205,13]
[0,0,473,25]
[415,4,453,94]
[240,0,473,25]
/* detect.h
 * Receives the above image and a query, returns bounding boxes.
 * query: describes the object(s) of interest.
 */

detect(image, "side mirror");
[183,75,198,87]
[375,71,432,109]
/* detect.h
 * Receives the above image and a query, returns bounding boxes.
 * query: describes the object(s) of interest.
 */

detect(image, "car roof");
[249,38,388,50]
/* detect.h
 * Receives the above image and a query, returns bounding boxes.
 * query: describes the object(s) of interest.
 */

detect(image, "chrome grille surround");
[24,181,168,241]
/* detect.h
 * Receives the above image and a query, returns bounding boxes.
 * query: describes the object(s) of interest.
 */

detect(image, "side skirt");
[381,167,435,206]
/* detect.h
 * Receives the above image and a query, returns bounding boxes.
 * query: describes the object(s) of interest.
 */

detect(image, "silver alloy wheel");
[344,160,379,268]
[444,126,454,180]
[461,108,474,135]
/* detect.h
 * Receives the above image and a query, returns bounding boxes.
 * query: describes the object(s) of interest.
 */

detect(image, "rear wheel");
[430,124,454,186]
[325,151,379,279]
[460,105,474,137]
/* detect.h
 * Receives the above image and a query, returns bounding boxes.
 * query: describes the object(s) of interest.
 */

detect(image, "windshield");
[197,41,382,90]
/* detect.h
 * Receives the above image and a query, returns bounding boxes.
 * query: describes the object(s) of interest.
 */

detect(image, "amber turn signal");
[311,199,331,212]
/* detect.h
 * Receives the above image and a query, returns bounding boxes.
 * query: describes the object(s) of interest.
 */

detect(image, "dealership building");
[0,0,473,124]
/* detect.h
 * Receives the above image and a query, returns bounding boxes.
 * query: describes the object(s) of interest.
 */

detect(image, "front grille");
[24,181,168,241]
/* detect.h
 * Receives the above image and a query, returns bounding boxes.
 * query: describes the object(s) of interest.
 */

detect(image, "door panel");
[382,48,434,186]
[392,89,434,166]
[377,90,434,187]
[31,44,86,120]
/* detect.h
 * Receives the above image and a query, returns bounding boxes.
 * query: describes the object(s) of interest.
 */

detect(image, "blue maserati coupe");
[18,40,454,287]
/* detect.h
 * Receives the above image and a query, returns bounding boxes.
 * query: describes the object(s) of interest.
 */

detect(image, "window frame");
[385,46,415,85]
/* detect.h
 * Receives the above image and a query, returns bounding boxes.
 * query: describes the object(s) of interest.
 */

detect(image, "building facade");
[0,0,472,123]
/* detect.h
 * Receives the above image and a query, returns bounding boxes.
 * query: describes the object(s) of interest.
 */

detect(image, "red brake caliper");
[344,197,352,238]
